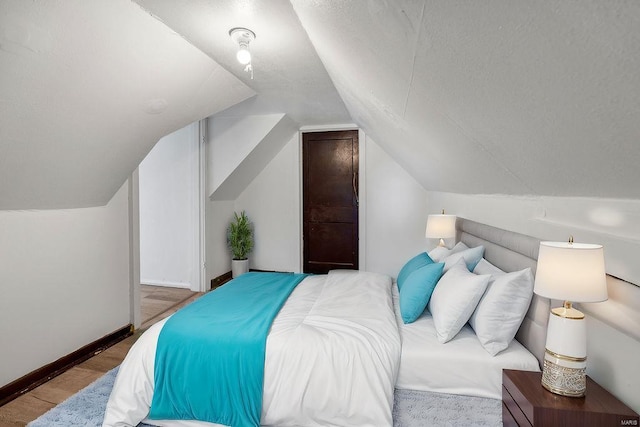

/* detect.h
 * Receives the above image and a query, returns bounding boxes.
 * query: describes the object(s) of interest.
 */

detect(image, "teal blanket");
[148,272,307,426]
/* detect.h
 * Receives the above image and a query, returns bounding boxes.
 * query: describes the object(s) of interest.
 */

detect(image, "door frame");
[129,120,208,327]
[297,125,366,272]
[196,119,207,292]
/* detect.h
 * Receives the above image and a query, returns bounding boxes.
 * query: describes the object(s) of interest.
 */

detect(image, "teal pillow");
[400,262,445,324]
[397,252,434,290]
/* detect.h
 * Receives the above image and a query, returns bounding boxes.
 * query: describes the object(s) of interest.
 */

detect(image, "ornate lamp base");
[541,301,588,397]
[541,349,586,397]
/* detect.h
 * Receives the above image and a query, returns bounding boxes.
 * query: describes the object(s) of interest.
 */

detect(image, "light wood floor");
[0,285,202,427]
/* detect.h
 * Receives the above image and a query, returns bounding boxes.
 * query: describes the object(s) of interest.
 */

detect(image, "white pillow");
[450,241,469,255]
[428,246,450,263]
[469,267,534,356]
[428,241,468,263]
[427,260,491,343]
[443,245,484,272]
[473,258,505,276]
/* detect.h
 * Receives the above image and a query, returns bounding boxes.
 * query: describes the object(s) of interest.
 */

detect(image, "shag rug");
[28,367,501,426]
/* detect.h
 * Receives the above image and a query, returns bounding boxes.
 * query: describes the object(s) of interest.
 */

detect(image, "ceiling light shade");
[229,27,255,65]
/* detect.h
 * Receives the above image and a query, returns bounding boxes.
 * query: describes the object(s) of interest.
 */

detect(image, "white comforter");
[103,270,401,427]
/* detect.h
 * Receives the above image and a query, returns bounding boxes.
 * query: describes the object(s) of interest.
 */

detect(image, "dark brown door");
[303,130,359,274]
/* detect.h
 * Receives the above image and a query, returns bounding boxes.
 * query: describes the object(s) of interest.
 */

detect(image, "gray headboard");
[457,218,549,368]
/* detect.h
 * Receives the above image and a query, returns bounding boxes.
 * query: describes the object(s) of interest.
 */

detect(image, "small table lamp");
[533,239,608,397]
[425,211,456,248]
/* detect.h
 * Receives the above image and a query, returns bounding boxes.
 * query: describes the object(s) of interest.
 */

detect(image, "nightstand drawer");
[503,369,639,427]
[503,384,533,426]
[502,400,522,427]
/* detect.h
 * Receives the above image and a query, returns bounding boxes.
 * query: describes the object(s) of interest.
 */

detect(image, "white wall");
[205,114,298,280]
[207,114,285,196]
[139,123,199,290]
[205,200,234,283]
[0,183,131,388]
[426,193,640,285]
[427,191,640,412]
[204,115,281,282]
[235,134,302,273]
[364,137,429,277]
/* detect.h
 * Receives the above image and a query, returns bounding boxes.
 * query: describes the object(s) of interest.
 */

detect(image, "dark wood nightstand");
[502,369,639,426]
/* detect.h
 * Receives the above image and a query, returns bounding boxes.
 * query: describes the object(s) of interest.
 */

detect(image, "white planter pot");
[231,259,249,278]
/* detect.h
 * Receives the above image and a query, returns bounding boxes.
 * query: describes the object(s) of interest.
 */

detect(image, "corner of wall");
[128,171,141,329]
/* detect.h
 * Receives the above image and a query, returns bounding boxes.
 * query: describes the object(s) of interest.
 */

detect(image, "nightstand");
[502,369,639,426]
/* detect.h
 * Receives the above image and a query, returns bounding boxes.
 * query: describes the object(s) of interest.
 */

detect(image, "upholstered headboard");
[457,218,549,368]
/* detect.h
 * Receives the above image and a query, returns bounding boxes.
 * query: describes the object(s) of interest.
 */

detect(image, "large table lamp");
[533,239,608,397]
[425,211,456,248]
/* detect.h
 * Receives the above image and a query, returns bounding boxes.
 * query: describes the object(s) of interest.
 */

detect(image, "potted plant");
[227,211,254,278]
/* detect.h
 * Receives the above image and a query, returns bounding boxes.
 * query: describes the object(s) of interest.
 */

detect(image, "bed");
[393,218,547,400]
[103,218,548,426]
[393,287,540,400]
[103,270,401,427]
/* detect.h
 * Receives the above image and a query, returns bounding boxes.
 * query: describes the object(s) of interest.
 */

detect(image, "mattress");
[103,271,401,427]
[393,285,540,400]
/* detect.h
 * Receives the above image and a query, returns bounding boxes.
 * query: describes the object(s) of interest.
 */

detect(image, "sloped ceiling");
[133,0,351,126]
[291,0,640,198]
[2,0,639,209]
[0,0,254,209]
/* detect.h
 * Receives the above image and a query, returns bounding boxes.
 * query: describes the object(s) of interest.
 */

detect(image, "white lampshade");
[425,214,457,239]
[534,241,608,303]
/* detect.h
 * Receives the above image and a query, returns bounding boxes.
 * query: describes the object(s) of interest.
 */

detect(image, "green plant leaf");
[227,211,254,260]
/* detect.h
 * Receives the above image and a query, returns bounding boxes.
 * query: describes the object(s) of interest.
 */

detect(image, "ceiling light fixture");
[229,27,256,79]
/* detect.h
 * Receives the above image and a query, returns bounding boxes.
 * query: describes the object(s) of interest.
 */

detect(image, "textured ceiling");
[2,0,639,210]
[0,0,254,209]
[133,0,350,126]
[291,0,640,198]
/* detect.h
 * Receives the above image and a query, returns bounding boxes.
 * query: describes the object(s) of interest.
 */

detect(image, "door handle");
[353,172,359,206]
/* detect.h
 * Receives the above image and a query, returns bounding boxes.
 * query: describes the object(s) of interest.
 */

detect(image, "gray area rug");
[28,367,501,426]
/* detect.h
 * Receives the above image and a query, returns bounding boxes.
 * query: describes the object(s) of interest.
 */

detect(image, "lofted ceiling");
[0,0,254,209]
[1,0,639,210]
[133,0,351,125]
[290,0,640,198]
